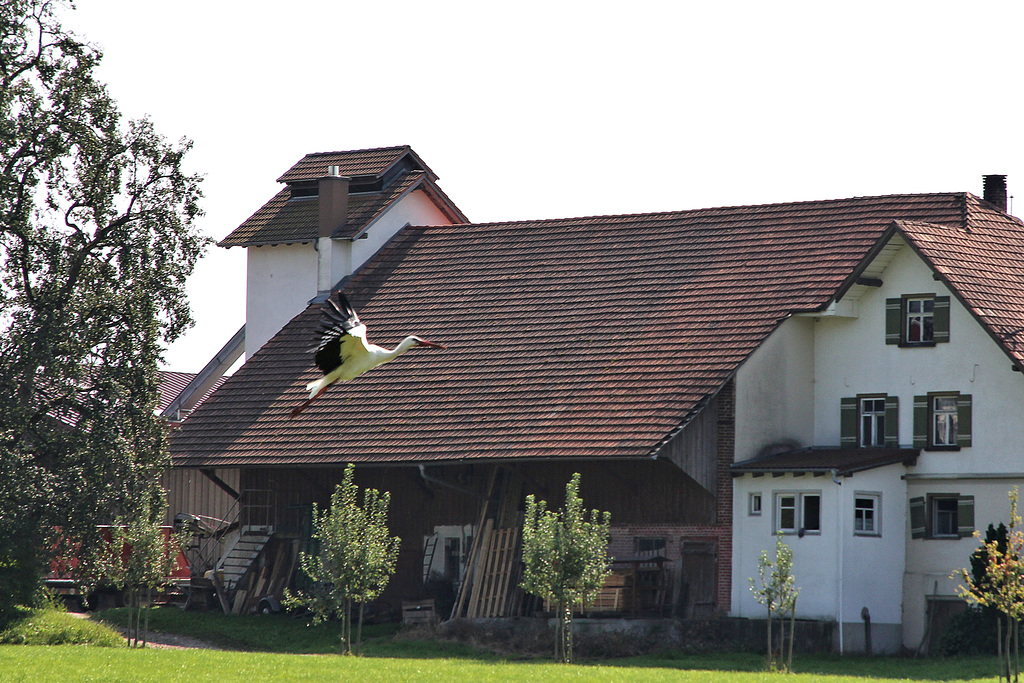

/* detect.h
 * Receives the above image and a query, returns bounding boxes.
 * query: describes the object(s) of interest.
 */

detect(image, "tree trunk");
[995,618,1003,683]
[356,601,365,657]
[1014,617,1020,683]
[787,601,796,672]
[564,604,573,664]
[143,588,150,649]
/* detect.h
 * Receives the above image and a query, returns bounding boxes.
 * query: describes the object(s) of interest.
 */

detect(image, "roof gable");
[172,192,981,468]
[220,146,464,247]
[893,195,1024,368]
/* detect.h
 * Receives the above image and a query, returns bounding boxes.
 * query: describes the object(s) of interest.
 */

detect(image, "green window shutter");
[958,496,975,537]
[841,397,858,447]
[884,395,899,447]
[885,298,902,345]
[933,296,951,343]
[909,497,926,539]
[957,394,973,448]
[913,395,928,449]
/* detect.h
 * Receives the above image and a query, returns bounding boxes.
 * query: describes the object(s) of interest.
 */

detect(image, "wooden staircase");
[217,526,273,590]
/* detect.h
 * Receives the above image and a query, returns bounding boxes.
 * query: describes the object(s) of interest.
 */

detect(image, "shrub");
[0,607,124,646]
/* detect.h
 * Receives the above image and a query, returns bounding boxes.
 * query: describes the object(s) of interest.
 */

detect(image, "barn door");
[680,540,717,618]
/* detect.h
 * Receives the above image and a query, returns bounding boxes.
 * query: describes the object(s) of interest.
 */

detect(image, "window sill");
[923,445,961,452]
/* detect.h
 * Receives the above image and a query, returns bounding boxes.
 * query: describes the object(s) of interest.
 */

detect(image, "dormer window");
[885,295,950,346]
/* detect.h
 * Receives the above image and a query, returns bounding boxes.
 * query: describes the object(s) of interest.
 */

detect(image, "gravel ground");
[70,612,221,650]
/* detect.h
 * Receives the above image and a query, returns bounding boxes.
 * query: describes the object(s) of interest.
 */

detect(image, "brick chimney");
[983,174,1007,212]
[318,166,349,238]
[317,167,350,294]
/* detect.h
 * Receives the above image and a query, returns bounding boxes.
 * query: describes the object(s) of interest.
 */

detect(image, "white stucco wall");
[734,316,816,462]
[351,189,453,267]
[732,467,906,653]
[243,189,458,358]
[245,243,319,359]
[808,242,1024,651]
[811,244,1024,465]
[733,239,1024,653]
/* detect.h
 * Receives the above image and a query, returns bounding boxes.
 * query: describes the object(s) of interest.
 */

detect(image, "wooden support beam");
[200,469,240,500]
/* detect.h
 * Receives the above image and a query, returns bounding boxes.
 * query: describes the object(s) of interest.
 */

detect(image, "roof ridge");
[297,145,411,159]
[424,192,966,231]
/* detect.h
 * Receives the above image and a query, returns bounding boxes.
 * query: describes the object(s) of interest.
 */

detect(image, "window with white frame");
[854,494,880,536]
[749,493,762,516]
[885,295,950,346]
[860,397,886,447]
[841,395,897,448]
[774,492,820,535]
[932,396,958,446]
[906,297,934,344]
[913,392,972,450]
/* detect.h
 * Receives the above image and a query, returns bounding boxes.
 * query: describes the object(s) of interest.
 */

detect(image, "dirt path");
[71,612,221,650]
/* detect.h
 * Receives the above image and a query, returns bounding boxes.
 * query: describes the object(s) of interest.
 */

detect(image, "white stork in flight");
[289,291,446,419]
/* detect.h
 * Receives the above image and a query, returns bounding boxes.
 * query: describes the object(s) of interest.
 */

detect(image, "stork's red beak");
[417,339,446,349]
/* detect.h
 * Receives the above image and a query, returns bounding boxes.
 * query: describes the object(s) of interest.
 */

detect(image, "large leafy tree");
[0,0,208,615]
[520,473,611,664]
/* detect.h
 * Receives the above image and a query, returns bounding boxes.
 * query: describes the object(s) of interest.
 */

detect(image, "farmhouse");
[165,148,1024,652]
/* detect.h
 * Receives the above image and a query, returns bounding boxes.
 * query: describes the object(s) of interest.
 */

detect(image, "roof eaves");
[731,447,919,476]
[222,238,315,248]
[346,176,468,241]
[828,222,901,307]
[347,175,427,241]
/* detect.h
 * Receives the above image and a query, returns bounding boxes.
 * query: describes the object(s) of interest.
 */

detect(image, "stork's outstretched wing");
[313,291,369,376]
[290,290,445,419]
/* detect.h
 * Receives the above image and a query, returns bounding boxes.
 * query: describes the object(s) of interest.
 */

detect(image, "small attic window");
[290,186,318,199]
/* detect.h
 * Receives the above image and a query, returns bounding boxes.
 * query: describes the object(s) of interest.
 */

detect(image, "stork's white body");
[305,329,422,397]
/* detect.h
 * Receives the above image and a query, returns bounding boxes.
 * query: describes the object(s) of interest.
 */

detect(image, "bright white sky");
[62,0,1024,373]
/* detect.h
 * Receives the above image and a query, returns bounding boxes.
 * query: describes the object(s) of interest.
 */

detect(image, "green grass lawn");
[0,606,1009,682]
[0,647,1009,682]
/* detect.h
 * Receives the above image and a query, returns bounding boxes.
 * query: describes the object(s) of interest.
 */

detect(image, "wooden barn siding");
[512,460,716,526]
[161,468,240,526]
[239,457,717,607]
[656,395,719,495]
[242,464,486,603]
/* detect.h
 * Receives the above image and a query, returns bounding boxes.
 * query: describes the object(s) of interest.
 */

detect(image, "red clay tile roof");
[219,171,429,246]
[220,146,462,247]
[731,447,919,476]
[158,371,197,412]
[157,371,227,418]
[276,146,434,184]
[172,192,1013,469]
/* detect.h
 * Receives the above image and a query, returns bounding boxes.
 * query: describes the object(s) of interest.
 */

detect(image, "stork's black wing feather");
[313,291,362,375]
